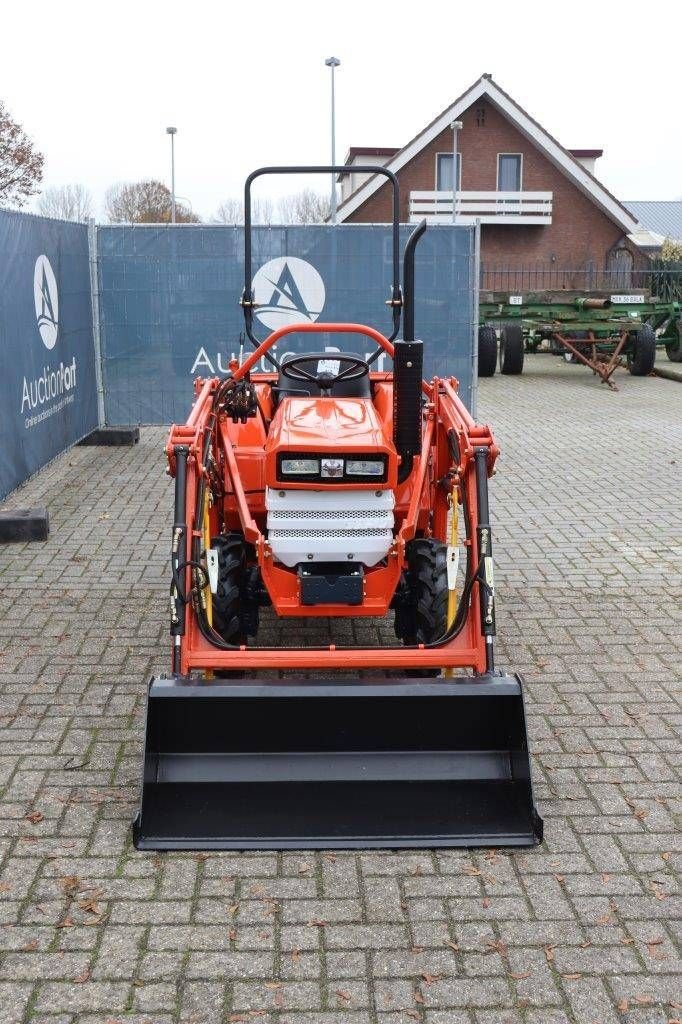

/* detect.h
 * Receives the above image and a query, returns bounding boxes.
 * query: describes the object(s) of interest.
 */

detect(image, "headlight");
[345,459,384,476]
[280,458,319,475]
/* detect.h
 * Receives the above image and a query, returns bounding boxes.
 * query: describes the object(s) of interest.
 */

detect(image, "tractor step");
[133,675,543,850]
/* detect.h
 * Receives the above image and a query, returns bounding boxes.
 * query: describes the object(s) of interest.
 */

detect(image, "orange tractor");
[133,167,543,849]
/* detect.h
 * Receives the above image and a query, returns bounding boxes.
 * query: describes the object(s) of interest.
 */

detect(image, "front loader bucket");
[133,674,543,850]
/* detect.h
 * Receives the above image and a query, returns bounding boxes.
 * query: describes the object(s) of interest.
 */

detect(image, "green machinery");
[478,290,682,390]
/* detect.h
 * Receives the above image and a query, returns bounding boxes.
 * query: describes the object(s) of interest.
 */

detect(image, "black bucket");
[132,674,543,849]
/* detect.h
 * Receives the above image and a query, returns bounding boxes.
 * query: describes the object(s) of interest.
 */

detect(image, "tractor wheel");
[393,538,448,677]
[210,532,258,643]
[627,323,656,376]
[478,325,498,377]
[499,323,525,374]
[665,321,682,362]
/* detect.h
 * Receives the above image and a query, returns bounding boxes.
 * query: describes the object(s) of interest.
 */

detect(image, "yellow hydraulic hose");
[444,490,459,679]
[202,491,213,679]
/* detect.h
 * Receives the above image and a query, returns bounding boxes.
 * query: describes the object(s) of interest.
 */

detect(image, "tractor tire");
[499,322,525,374]
[665,321,682,362]
[210,532,256,644]
[627,323,656,376]
[478,325,498,377]
[393,538,448,677]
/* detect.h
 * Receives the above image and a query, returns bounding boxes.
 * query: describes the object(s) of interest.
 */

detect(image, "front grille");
[269,508,389,521]
[265,487,395,567]
[269,527,391,539]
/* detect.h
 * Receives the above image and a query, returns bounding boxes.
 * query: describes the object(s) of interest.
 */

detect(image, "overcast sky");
[4,0,680,220]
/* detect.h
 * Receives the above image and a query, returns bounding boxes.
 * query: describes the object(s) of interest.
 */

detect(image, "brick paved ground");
[0,354,680,1024]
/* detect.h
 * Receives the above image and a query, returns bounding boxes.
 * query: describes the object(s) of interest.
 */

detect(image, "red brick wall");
[342,100,639,269]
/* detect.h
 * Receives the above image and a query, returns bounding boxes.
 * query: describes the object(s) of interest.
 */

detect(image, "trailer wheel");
[499,323,524,374]
[210,532,257,643]
[393,538,448,676]
[665,321,682,362]
[477,325,497,377]
[627,323,656,376]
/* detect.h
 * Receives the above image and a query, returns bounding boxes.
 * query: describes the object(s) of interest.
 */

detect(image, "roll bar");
[240,166,403,362]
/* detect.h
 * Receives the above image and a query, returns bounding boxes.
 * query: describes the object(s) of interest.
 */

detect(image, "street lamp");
[325,57,340,224]
[166,126,177,224]
[450,121,463,224]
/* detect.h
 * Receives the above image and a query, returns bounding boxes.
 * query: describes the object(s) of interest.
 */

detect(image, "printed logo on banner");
[21,255,78,429]
[189,253,388,377]
[252,257,325,330]
[34,255,59,350]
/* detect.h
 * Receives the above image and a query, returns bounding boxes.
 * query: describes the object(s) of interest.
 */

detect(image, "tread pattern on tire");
[665,322,682,362]
[394,538,448,676]
[478,325,497,377]
[211,533,246,644]
[628,323,656,376]
[500,322,524,375]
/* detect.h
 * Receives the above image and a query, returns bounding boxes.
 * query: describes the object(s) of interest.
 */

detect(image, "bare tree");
[213,196,274,224]
[277,189,330,224]
[38,184,93,222]
[214,198,243,224]
[105,180,200,223]
[0,100,44,208]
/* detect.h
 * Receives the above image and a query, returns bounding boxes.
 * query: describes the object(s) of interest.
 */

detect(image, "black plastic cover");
[298,564,364,605]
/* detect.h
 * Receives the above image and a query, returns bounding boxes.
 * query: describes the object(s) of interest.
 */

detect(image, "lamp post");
[450,120,462,224]
[166,126,177,224]
[325,57,340,224]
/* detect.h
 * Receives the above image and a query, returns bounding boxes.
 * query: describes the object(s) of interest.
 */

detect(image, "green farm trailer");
[478,290,682,390]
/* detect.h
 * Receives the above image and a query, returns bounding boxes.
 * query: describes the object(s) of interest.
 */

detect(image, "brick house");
[336,75,643,281]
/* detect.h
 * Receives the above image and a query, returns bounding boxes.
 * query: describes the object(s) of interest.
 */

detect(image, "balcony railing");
[409,190,553,225]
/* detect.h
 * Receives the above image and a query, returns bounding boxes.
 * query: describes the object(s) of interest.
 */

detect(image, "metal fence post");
[471,219,481,419]
[87,218,106,427]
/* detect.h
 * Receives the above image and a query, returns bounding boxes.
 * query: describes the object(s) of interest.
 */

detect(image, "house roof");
[344,146,399,162]
[569,149,603,158]
[336,75,638,234]
[625,201,682,243]
[337,147,399,181]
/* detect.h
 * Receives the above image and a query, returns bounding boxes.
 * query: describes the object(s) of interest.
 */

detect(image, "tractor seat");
[275,353,371,402]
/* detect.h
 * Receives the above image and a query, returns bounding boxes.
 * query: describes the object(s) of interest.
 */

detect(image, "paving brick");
[0,983,33,1024]
[34,980,129,1012]
[184,950,274,978]
[178,979,224,1022]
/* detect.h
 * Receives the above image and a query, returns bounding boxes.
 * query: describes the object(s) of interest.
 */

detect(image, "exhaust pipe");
[394,220,427,483]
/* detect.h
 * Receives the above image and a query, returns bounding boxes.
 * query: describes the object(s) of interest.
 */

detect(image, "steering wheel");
[280,352,369,393]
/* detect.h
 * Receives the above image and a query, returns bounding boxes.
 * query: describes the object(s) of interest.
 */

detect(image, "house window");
[436,153,461,191]
[497,154,522,192]
[476,106,485,127]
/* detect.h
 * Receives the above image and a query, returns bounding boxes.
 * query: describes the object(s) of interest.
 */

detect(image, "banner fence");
[97,223,478,425]
[1,216,478,499]
[0,210,98,500]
